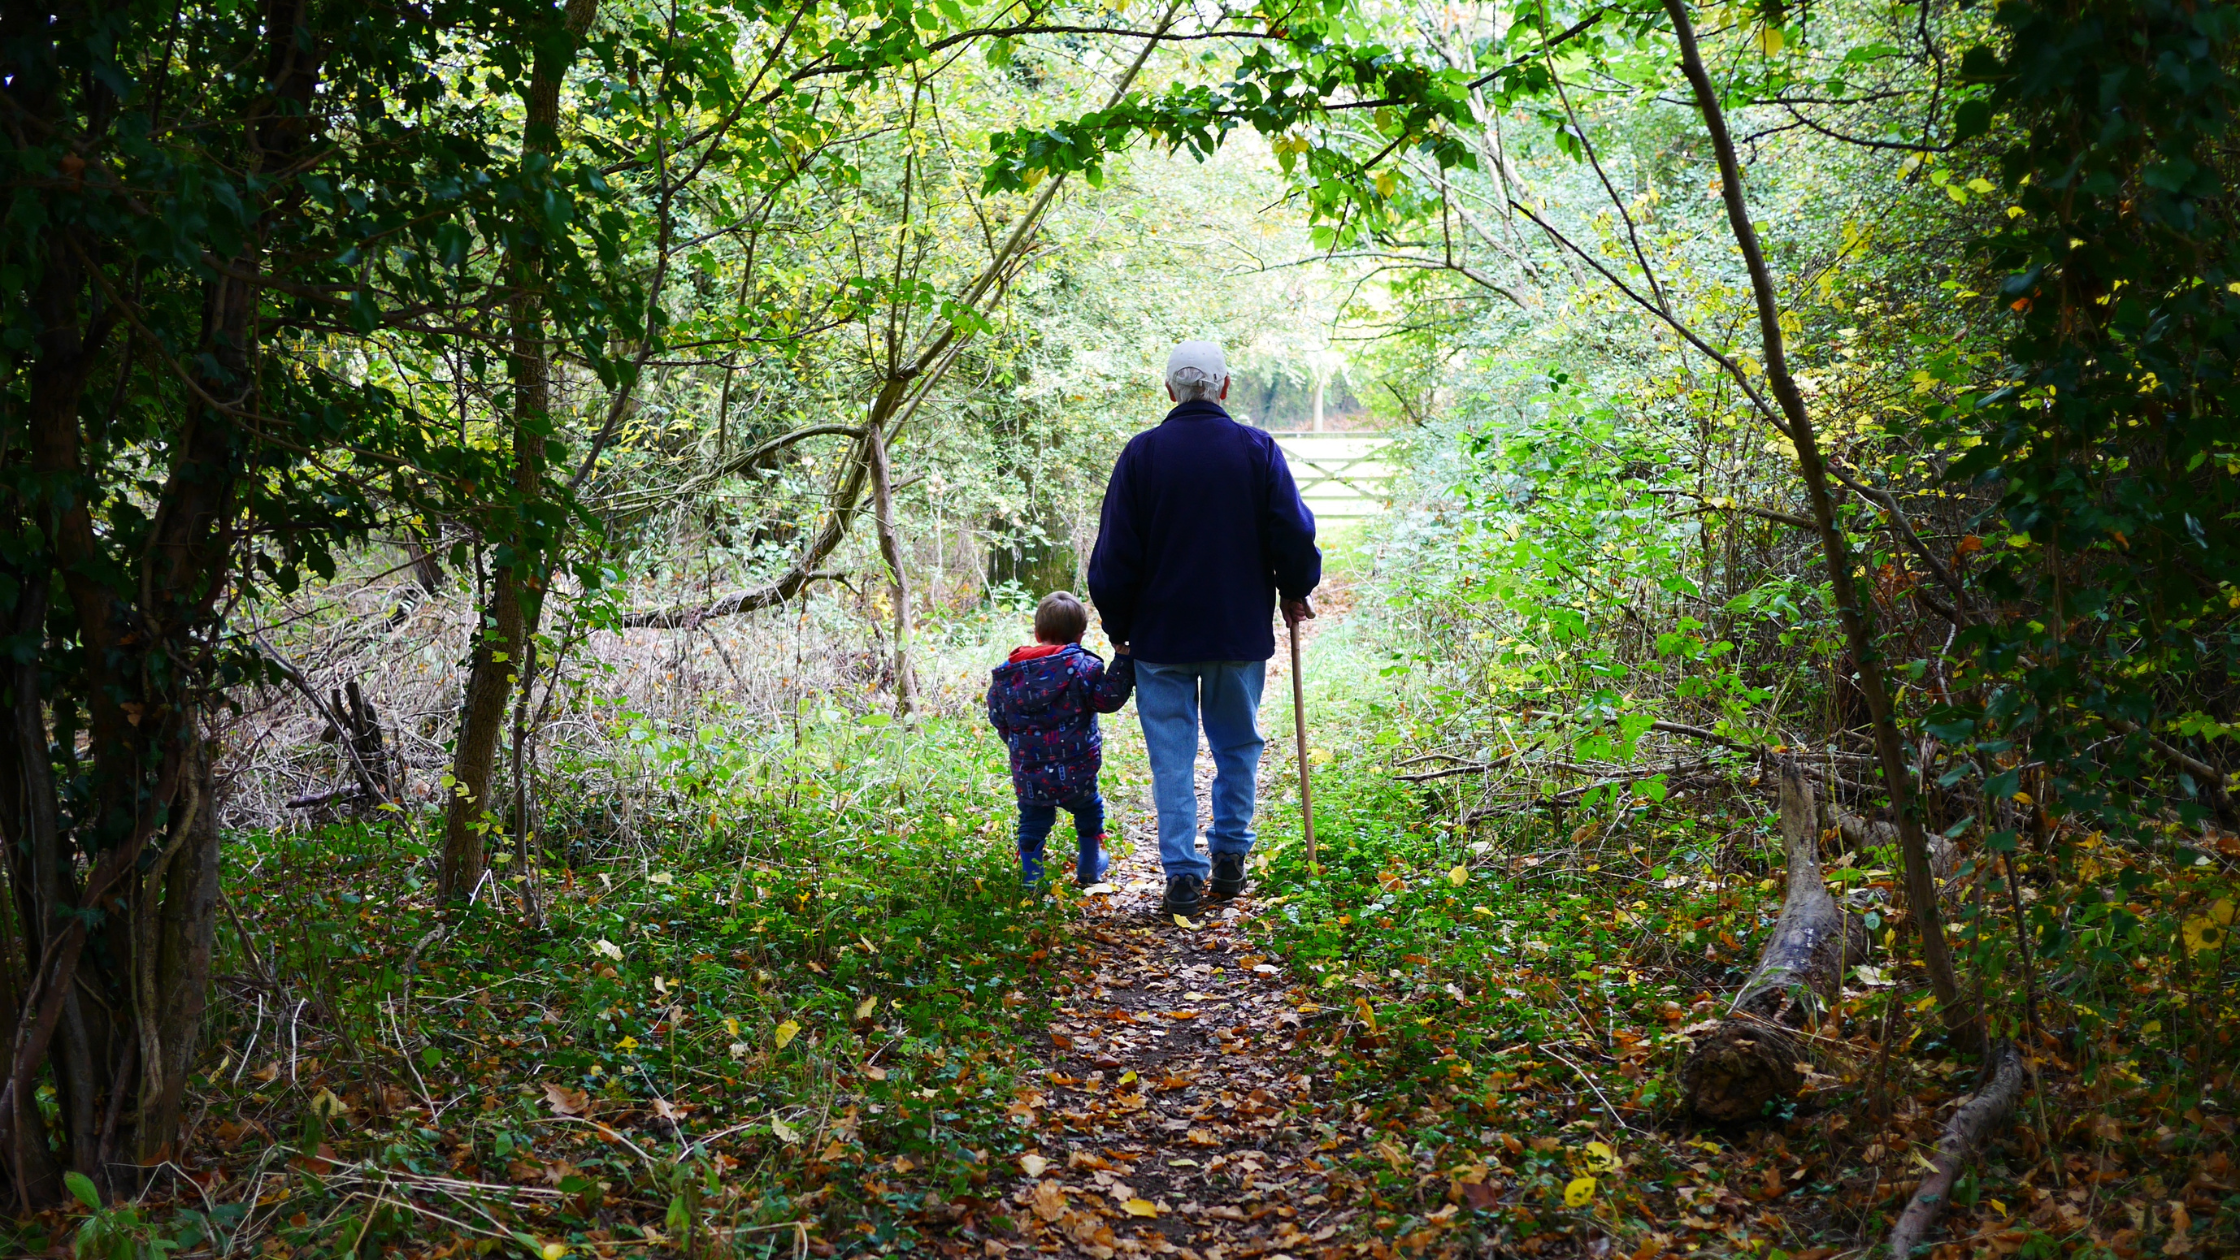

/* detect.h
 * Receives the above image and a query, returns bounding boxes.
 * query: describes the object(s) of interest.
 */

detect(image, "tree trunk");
[440,567,525,902]
[1682,761,1867,1121]
[867,417,918,712]
[0,0,319,1204]
[132,745,221,1166]
[1663,0,1970,1037]
[438,0,599,901]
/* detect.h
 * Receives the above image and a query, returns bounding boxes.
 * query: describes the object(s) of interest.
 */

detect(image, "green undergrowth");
[17,707,1082,1258]
[1247,608,2240,1257]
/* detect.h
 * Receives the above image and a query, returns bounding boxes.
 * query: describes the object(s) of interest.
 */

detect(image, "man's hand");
[1281,597,1316,627]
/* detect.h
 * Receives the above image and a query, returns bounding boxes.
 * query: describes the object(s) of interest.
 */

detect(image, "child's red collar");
[1007,643,1071,662]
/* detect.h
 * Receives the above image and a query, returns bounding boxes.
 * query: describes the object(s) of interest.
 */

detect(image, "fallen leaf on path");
[774,1019,801,1048]
[1565,1176,1597,1207]
[542,1084,589,1117]
[1020,1153,1049,1177]
[1122,1198,1160,1218]
[1032,1179,1067,1221]
[771,1117,801,1144]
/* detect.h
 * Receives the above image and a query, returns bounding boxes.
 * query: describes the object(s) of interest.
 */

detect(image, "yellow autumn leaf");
[2182,915,2227,955]
[541,1243,569,1260]
[1123,1198,1160,1218]
[1019,1153,1049,1177]
[1172,913,1200,930]
[1564,1176,1597,1207]
[724,1017,740,1036]
[616,1036,639,1051]
[1355,996,1378,1032]
[855,995,879,1020]
[774,1019,801,1049]
[770,1116,801,1144]
[1448,865,1469,886]
[1309,748,1335,766]
[1582,1141,1620,1173]
[1755,23,1783,55]
[1374,170,1398,197]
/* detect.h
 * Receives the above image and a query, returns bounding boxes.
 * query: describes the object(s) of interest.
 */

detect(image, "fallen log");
[1681,758,1868,1121]
[1829,809,1958,881]
[1888,1039,2026,1256]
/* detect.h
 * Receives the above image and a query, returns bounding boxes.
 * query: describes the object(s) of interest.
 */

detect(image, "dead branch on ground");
[1680,760,1868,1121]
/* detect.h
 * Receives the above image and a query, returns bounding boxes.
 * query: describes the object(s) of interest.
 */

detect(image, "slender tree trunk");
[1663,0,1969,1034]
[439,0,599,901]
[866,417,917,712]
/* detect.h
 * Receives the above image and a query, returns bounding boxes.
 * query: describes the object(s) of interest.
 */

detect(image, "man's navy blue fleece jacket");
[1086,399,1321,664]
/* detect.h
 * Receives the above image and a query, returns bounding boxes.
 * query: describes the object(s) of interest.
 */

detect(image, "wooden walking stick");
[1288,612,1317,872]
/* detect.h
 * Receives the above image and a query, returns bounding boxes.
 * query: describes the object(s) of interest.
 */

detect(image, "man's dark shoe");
[1160,874,1204,917]
[1208,852,1247,900]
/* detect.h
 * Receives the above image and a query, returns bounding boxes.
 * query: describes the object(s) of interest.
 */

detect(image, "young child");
[986,591,1134,886]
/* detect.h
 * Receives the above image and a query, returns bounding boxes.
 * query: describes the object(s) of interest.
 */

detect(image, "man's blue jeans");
[1134,660,1265,881]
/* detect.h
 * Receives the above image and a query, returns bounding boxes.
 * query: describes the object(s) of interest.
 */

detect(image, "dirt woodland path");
[987,603,1375,1260]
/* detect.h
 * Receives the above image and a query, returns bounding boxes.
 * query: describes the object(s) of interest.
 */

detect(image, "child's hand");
[1113,642,1130,656]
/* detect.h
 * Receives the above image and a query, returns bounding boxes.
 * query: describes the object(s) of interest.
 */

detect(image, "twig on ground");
[1888,1040,2027,1256]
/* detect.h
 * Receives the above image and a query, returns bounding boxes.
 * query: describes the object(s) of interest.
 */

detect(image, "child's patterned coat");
[985,644,1135,804]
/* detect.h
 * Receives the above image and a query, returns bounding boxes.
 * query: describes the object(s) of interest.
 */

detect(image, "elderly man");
[1087,341,1321,915]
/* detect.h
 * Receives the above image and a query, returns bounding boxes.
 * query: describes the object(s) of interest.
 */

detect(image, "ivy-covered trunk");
[0,0,315,1204]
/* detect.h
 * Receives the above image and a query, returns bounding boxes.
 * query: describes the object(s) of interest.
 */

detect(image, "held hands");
[1281,597,1316,627]
[1113,642,1130,656]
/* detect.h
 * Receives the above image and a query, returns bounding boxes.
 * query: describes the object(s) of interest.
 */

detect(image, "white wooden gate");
[1268,431,1397,521]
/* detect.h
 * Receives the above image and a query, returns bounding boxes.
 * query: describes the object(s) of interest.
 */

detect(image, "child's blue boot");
[1076,835,1110,886]
[1020,843,1046,888]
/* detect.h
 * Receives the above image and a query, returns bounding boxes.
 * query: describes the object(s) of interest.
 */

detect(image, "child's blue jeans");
[1018,791,1105,884]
